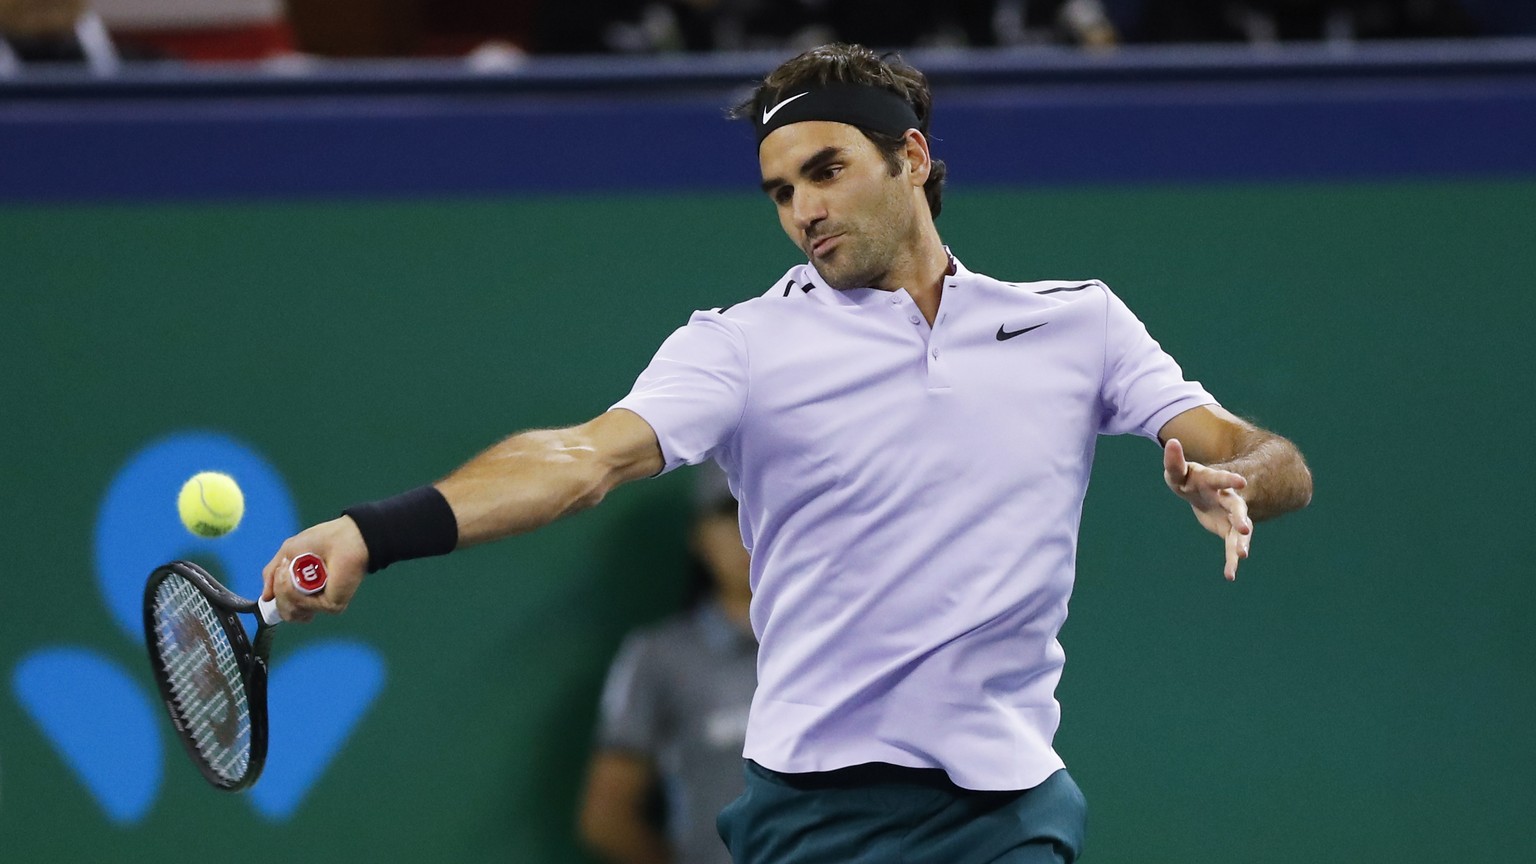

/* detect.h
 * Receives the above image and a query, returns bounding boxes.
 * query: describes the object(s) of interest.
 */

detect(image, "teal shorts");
[717,761,1087,864]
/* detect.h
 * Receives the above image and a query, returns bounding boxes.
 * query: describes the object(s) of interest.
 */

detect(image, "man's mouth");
[810,234,842,257]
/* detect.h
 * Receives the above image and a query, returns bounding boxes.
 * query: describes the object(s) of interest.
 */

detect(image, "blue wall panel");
[3,45,1535,201]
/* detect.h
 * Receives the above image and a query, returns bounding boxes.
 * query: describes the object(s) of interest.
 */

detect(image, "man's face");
[758,121,917,290]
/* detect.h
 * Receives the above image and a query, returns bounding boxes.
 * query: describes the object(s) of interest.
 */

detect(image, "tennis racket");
[142,553,328,791]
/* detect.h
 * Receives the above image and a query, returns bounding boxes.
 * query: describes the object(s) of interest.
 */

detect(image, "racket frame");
[142,559,272,792]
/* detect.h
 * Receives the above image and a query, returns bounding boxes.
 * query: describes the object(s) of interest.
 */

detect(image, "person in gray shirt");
[579,464,755,864]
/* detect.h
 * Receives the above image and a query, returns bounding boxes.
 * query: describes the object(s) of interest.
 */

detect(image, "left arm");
[1158,404,1313,580]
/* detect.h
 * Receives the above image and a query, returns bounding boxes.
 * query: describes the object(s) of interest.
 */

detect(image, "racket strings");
[152,575,252,784]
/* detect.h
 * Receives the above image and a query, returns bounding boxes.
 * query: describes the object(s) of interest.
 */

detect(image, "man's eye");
[774,188,792,205]
[817,166,842,181]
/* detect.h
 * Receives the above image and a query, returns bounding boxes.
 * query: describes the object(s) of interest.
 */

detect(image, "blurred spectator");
[534,0,762,54]
[536,0,1118,54]
[578,463,754,864]
[828,0,1118,49]
[1133,0,1479,42]
[0,0,119,70]
[1457,0,1536,35]
[415,0,534,57]
[535,0,649,54]
[94,0,295,61]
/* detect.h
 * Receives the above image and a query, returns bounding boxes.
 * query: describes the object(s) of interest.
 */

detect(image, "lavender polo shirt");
[611,254,1216,790]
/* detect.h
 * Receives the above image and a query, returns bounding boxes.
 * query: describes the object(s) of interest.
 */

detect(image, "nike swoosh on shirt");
[996,322,1047,341]
[762,92,810,124]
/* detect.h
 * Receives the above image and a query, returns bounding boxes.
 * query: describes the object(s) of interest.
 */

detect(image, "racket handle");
[254,553,327,621]
[289,552,328,595]
[255,553,327,627]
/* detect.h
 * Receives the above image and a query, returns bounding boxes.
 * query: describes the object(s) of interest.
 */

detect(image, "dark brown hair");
[731,43,947,219]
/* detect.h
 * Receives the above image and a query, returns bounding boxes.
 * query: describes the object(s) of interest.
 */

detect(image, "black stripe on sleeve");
[1036,282,1095,295]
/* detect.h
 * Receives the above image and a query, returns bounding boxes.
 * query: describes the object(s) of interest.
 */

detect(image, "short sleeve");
[1097,285,1217,439]
[611,310,748,473]
[595,632,669,755]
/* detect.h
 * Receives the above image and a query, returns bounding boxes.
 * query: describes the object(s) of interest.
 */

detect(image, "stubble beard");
[814,251,880,290]
[807,176,920,289]
[812,226,896,290]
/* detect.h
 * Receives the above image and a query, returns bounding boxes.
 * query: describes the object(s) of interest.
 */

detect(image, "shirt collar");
[801,246,968,305]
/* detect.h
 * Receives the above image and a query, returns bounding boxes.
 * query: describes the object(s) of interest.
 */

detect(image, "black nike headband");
[754,83,922,147]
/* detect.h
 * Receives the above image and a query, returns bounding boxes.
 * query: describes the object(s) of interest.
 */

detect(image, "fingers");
[1167,439,1254,580]
[1162,438,1188,488]
[275,552,330,621]
[273,555,298,620]
[260,552,281,602]
[1218,487,1253,537]
[275,553,332,622]
[263,517,370,623]
[262,540,315,621]
[1207,468,1248,492]
[1165,439,1250,499]
[1220,492,1253,581]
[1165,441,1247,502]
[1185,463,1247,495]
[1223,522,1244,581]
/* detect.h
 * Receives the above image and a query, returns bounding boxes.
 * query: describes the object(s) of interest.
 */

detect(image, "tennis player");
[264,43,1312,863]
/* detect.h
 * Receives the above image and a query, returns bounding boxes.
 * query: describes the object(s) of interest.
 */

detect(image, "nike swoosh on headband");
[762,92,810,124]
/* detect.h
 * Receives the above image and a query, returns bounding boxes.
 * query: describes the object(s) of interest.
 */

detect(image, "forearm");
[1212,431,1313,521]
[582,818,672,864]
[435,426,624,548]
[578,750,674,864]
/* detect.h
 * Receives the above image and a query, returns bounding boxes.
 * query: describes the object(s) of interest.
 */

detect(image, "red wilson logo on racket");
[289,553,329,595]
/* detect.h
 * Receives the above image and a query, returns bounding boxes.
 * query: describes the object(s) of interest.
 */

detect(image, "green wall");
[3,179,1533,861]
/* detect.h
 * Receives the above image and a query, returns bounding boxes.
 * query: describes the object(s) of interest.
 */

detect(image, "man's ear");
[904,129,932,187]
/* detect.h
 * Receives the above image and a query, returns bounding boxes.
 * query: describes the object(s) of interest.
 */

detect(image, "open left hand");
[1163,437,1252,581]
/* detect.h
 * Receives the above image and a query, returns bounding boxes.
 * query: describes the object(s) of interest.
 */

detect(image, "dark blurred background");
[2,0,1534,66]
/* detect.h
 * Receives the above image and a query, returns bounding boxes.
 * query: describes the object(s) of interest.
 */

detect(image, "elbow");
[1249,440,1313,521]
[1291,441,1314,511]
[1279,449,1314,515]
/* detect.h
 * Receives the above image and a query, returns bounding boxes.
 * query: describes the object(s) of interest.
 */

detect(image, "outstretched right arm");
[261,408,663,622]
[438,408,664,546]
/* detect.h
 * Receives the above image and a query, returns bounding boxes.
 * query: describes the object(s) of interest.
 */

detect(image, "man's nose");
[792,190,827,233]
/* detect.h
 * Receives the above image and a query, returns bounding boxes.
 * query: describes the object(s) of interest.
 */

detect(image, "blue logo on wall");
[10,431,385,824]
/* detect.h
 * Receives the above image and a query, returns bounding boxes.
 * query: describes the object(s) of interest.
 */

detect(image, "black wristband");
[342,485,459,573]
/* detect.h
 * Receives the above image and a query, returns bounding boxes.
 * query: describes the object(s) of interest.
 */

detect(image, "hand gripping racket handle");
[255,553,330,626]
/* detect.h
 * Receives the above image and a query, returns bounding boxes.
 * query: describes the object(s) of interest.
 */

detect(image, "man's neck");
[884,228,948,325]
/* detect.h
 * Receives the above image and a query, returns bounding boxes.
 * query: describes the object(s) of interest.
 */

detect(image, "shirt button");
[890,297,901,305]
[931,349,940,359]
[909,315,921,324]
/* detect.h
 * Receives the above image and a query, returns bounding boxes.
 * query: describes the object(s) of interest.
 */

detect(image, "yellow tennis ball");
[178,471,245,538]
